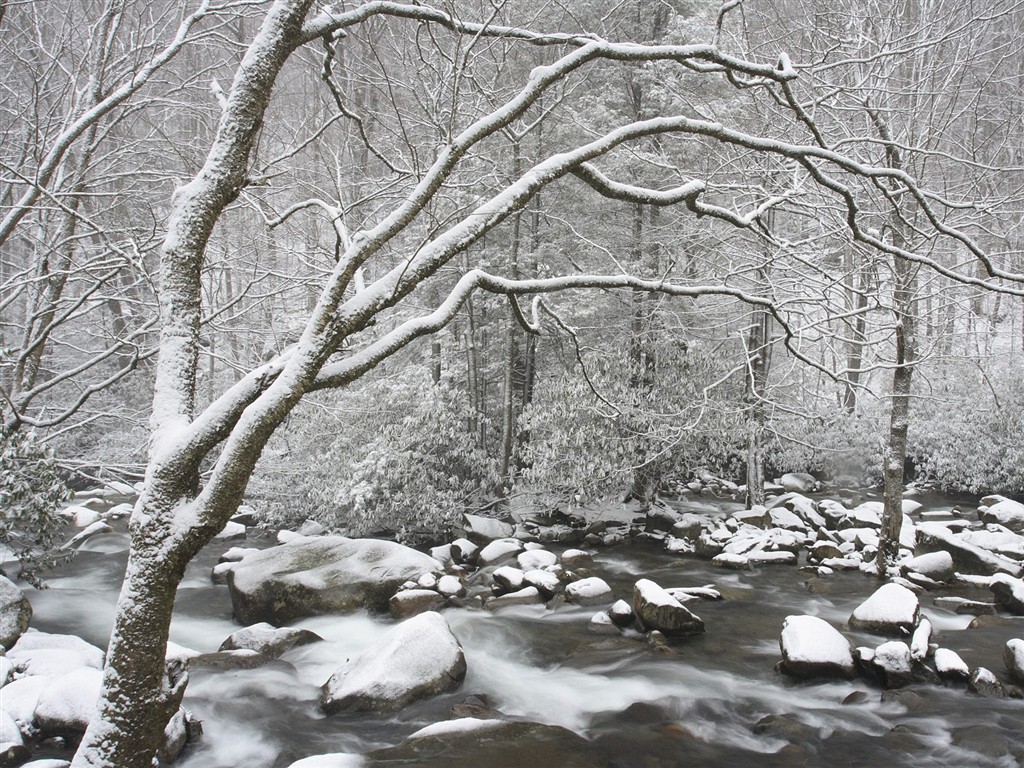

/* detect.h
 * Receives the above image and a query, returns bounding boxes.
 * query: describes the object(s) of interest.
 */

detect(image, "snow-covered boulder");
[34,667,103,734]
[389,589,445,619]
[517,549,557,571]
[564,577,612,606]
[215,520,247,540]
[560,549,592,568]
[484,586,543,611]
[978,496,1024,533]
[632,579,704,637]
[848,583,919,635]
[901,551,954,582]
[989,574,1024,614]
[1005,639,1024,684]
[492,566,526,593]
[7,631,104,675]
[0,708,24,752]
[779,615,855,679]
[934,648,970,682]
[780,473,816,493]
[436,575,464,598]
[227,536,441,624]
[522,569,560,598]
[917,522,1022,577]
[910,619,931,662]
[463,514,515,544]
[608,599,635,627]
[968,667,1005,699]
[1,675,51,725]
[218,622,322,658]
[320,611,466,714]
[0,576,31,650]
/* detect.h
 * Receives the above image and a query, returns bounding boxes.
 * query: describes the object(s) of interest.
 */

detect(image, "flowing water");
[22,495,1024,768]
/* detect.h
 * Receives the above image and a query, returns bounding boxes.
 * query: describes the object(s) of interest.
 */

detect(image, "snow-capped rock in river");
[1005,639,1024,684]
[7,630,104,675]
[779,615,855,679]
[848,583,920,635]
[632,579,705,637]
[934,648,970,682]
[320,611,466,714]
[219,622,322,658]
[901,551,954,582]
[0,576,31,650]
[34,667,103,734]
[978,495,1024,533]
[989,573,1024,614]
[564,577,613,606]
[227,536,441,624]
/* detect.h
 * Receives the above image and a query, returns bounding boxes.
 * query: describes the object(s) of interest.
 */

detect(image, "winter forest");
[2,0,1024,767]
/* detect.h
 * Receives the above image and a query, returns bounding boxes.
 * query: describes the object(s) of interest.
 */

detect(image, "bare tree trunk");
[842,252,870,413]
[744,267,773,507]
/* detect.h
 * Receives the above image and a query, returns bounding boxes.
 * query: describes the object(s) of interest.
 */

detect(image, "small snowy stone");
[485,586,542,611]
[608,599,635,627]
[712,553,751,570]
[417,573,438,590]
[449,538,478,564]
[517,549,557,571]
[211,562,236,584]
[1004,638,1024,684]
[216,520,247,540]
[849,583,919,635]
[0,656,13,686]
[564,577,612,606]
[779,615,854,679]
[588,611,618,634]
[560,549,591,567]
[522,569,560,597]
[436,575,464,598]
[968,667,1005,698]
[989,574,1024,614]
[219,623,322,657]
[633,579,704,637]
[477,538,523,565]
[389,589,445,619]
[320,611,465,714]
[934,648,970,682]
[871,641,912,687]
[910,618,931,661]
[492,566,525,593]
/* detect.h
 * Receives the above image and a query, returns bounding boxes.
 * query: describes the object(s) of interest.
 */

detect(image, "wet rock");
[608,599,636,628]
[933,596,997,615]
[219,622,322,657]
[848,583,919,635]
[632,579,705,638]
[1005,639,1024,684]
[779,615,854,680]
[227,536,441,624]
[841,690,870,705]
[967,667,1005,699]
[712,553,753,570]
[934,647,970,682]
[35,667,102,734]
[752,713,817,743]
[951,724,1011,760]
[0,576,31,650]
[449,538,479,566]
[564,577,612,606]
[187,649,273,670]
[810,541,844,562]
[989,573,1024,614]
[321,611,465,714]
[463,514,515,544]
[389,589,446,619]
[900,551,953,582]
[447,693,504,720]
[978,495,1024,533]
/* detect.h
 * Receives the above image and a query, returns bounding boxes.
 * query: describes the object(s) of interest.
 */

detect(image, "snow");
[564,577,612,604]
[216,521,247,539]
[1005,639,1024,680]
[0,707,24,748]
[436,575,463,597]
[873,641,911,676]
[408,717,504,739]
[523,569,560,594]
[902,551,952,578]
[780,615,854,668]
[8,631,104,675]
[0,656,13,686]
[934,648,969,678]
[492,566,525,591]
[979,497,1024,531]
[35,667,103,731]
[849,583,919,632]
[634,579,681,609]
[0,675,51,724]
[990,573,1024,605]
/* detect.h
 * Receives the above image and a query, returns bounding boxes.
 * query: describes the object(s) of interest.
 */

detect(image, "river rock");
[564,577,612,606]
[780,473,816,493]
[485,586,543,610]
[608,599,635,627]
[320,611,466,714]
[463,514,515,544]
[492,566,525,593]
[632,579,704,637]
[389,589,446,619]
[1005,639,1024,684]
[517,549,557,571]
[934,648,970,682]
[868,641,913,688]
[522,569,560,598]
[917,522,1022,577]
[967,667,1005,699]
[848,583,919,635]
[779,615,855,679]
[901,551,954,582]
[219,622,322,657]
[0,576,31,650]
[34,667,103,734]
[989,574,1024,614]
[227,536,441,625]
[285,755,364,768]
[978,495,1024,533]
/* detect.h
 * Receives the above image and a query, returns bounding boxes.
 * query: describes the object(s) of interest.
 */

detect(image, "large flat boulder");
[978,496,1024,533]
[228,536,441,625]
[320,611,465,714]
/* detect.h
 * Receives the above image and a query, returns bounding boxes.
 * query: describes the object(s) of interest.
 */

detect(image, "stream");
[20,493,1024,767]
